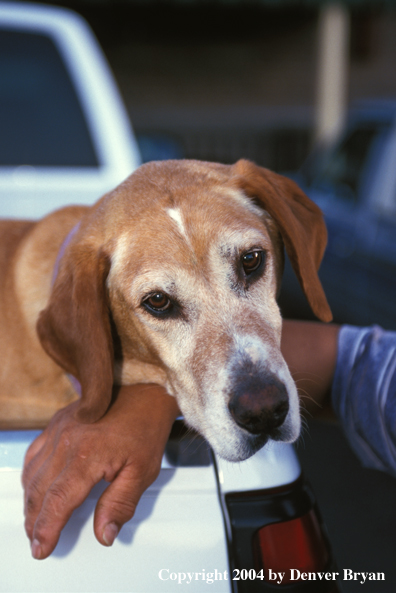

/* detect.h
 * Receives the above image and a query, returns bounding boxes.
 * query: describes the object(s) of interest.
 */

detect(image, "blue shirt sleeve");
[332,325,396,476]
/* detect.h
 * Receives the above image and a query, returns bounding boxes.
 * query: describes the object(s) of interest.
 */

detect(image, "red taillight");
[253,510,330,584]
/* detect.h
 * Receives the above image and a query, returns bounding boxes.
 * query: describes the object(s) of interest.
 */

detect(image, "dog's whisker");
[296,416,312,450]
[297,387,323,413]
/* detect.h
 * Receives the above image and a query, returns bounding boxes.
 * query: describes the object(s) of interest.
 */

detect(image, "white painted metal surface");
[0,432,230,593]
[216,440,301,494]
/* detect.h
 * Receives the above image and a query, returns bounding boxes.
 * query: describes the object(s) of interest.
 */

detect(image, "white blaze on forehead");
[166,207,188,240]
[110,232,131,276]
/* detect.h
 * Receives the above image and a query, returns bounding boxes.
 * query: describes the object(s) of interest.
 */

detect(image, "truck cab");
[0,1,140,219]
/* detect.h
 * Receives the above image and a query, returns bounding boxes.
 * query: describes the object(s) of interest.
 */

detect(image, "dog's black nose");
[228,377,289,436]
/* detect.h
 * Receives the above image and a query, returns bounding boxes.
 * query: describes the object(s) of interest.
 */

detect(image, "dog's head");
[37,160,331,461]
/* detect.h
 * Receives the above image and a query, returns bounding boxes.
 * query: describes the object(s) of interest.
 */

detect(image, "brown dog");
[0,160,331,461]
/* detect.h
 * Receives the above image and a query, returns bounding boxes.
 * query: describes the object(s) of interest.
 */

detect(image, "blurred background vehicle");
[279,100,396,330]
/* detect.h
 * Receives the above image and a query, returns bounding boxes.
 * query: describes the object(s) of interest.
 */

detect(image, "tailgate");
[0,430,230,593]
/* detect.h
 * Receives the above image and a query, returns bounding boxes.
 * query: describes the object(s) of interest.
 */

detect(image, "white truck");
[0,3,337,592]
[0,0,140,218]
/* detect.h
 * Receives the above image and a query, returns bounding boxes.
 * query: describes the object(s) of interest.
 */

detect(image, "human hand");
[22,383,179,560]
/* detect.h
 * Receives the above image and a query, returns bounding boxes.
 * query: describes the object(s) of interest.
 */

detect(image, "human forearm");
[281,319,340,417]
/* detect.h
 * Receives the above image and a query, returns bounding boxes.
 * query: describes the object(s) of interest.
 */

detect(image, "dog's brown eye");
[242,250,263,274]
[145,292,171,311]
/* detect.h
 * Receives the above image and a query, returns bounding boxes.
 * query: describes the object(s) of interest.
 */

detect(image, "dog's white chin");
[204,412,302,463]
[211,433,269,462]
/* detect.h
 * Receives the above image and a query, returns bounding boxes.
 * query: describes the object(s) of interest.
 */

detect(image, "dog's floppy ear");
[232,159,332,322]
[37,243,113,423]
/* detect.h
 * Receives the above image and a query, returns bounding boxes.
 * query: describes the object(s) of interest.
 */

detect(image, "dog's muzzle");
[228,373,289,437]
